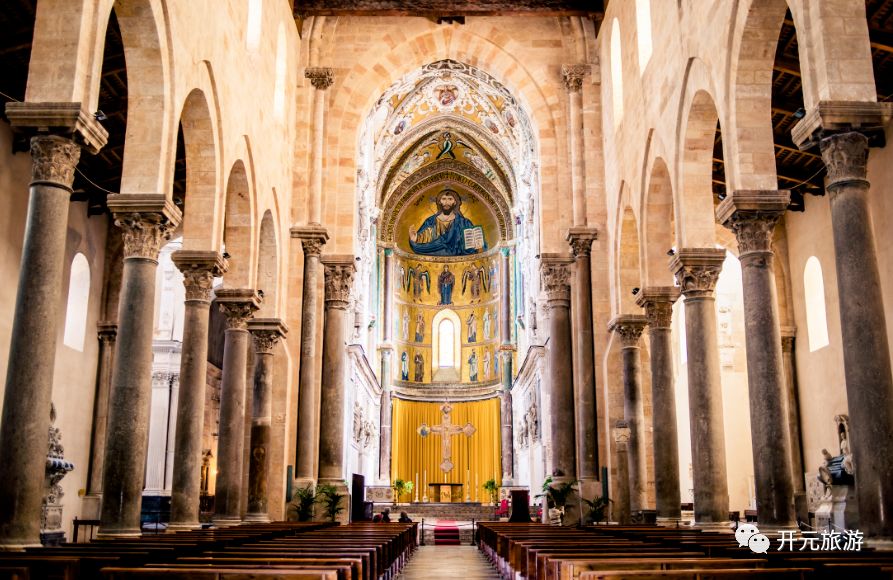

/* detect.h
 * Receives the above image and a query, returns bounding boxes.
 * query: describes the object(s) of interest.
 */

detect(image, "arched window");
[63,253,90,351]
[804,256,830,351]
[636,0,653,71]
[432,309,461,381]
[610,19,624,124]
[273,23,287,120]
[246,0,262,51]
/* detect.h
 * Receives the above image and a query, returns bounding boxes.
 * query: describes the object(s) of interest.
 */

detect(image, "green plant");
[291,485,316,522]
[393,479,408,502]
[316,484,345,522]
[535,476,578,508]
[483,478,499,504]
[582,496,612,524]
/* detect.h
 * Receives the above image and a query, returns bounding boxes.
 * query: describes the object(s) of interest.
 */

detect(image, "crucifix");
[417,403,476,473]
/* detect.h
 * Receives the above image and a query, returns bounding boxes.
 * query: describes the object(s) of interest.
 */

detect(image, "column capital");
[28,135,82,190]
[540,254,574,304]
[247,318,289,354]
[172,251,227,303]
[716,191,789,255]
[97,321,118,343]
[216,288,262,330]
[305,67,334,90]
[790,100,892,151]
[561,64,591,93]
[291,225,329,256]
[321,255,356,309]
[608,315,648,347]
[669,248,725,298]
[780,326,797,353]
[5,101,108,154]
[612,420,632,444]
[566,227,598,257]
[820,132,869,192]
[108,194,182,262]
[636,286,681,329]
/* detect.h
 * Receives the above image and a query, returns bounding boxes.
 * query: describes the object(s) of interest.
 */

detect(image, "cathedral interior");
[1,0,893,569]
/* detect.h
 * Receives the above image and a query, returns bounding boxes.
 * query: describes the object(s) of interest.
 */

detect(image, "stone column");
[567,228,599,489]
[499,247,514,485]
[636,288,683,523]
[717,191,796,529]
[670,248,729,528]
[245,318,287,522]
[819,131,893,538]
[99,195,181,537]
[378,248,394,484]
[304,67,333,226]
[608,315,649,512]
[541,255,576,482]
[317,256,355,522]
[562,65,591,226]
[291,226,328,487]
[780,327,808,524]
[612,421,632,524]
[213,289,261,525]
[167,252,227,531]
[0,109,105,548]
[86,323,118,501]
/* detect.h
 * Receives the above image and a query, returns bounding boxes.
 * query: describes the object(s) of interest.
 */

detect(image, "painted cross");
[417,403,476,472]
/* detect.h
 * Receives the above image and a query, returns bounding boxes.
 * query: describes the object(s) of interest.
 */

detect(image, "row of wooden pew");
[0,521,417,580]
[477,522,893,580]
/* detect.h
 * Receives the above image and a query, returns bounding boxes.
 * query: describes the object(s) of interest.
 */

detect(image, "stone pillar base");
[243,513,271,523]
[692,521,734,533]
[0,541,41,551]
[867,539,893,550]
[211,516,242,527]
[756,523,800,537]
[96,529,142,539]
[166,522,201,532]
[656,516,684,527]
[81,494,102,520]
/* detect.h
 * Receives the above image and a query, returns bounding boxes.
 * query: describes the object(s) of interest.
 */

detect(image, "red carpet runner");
[433,520,461,545]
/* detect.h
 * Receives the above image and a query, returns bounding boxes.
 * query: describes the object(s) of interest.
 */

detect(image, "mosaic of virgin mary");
[408,188,486,256]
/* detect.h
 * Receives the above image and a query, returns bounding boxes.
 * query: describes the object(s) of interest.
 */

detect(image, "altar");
[428,482,464,503]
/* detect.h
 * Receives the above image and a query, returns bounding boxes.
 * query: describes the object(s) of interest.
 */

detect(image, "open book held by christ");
[463,226,485,251]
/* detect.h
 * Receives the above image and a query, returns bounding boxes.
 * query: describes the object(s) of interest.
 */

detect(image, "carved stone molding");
[716,191,789,256]
[669,248,726,298]
[291,225,330,256]
[608,315,648,348]
[321,255,356,309]
[790,100,892,151]
[248,318,289,354]
[107,194,182,261]
[5,101,108,154]
[636,286,680,329]
[540,258,572,304]
[172,251,228,303]
[97,321,118,344]
[305,67,334,90]
[613,420,631,444]
[566,226,598,258]
[29,135,81,189]
[820,132,869,190]
[216,288,262,330]
[562,64,591,93]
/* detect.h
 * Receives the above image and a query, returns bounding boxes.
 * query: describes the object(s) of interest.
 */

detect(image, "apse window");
[636,0,653,71]
[432,309,461,381]
[63,253,90,351]
[438,319,455,367]
[804,256,830,351]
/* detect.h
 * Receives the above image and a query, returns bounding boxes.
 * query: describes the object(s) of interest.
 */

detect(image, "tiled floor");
[398,545,499,579]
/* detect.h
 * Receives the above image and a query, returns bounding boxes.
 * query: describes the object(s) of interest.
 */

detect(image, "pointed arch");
[256,209,279,316]
[178,87,220,251]
[642,156,676,286]
[223,159,255,288]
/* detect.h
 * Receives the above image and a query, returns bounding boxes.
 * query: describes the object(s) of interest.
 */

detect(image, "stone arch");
[617,202,642,314]
[641,155,676,287]
[676,64,724,248]
[178,87,221,251]
[323,26,560,251]
[222,159,256,289]
[255,209,279,317]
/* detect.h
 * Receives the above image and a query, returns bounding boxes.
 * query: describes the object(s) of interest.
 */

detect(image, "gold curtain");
[391,398,501,502]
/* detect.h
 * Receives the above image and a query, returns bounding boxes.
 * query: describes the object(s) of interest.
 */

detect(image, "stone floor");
[398,545,499,579]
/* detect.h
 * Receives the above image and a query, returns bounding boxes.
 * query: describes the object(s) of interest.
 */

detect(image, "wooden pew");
[577,570,813,579]
[101,567,339,579]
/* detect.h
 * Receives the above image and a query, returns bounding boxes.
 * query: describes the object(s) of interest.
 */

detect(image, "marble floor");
[398,545,499,579]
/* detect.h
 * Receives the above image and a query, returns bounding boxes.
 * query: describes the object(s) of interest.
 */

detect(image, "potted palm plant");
[483,478,499,505]
[287,484,316,522]
[582,495,612,524]
[536,476,578,526]
[316,484,345,522]
[393,479,412,504]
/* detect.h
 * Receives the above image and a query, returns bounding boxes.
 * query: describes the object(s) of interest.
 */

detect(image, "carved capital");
[114,212,177,261]
[716,191,789,255]
[566,227,598,258]
[540,258,572,304]
[29,135,81,189]
[669,248,726,298]
[609,315,648,347]
[612,420,631,444]
[562,64,591,93]
[322,256,356,309]
[216,288,262,330]
[780,326,796,353]
[305,67,334,90]
[636,287,680,329]
[5,101,108,154]
[248,318,289,354]
[97,321,117,345]
[820,132,869,190]
[172,251,227,303]
[291,225,329,256]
